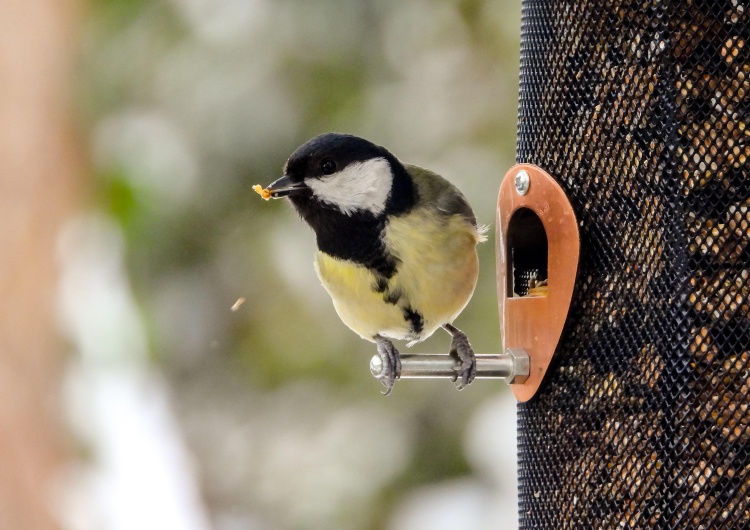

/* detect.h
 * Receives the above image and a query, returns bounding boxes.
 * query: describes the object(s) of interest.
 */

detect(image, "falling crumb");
[231,297,245,311]
[252,184,272,200]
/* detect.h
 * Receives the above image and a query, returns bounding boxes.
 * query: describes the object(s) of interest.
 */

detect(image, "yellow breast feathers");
[315,208,482,343]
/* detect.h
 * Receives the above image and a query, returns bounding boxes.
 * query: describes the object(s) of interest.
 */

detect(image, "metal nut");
[506,348,530,384]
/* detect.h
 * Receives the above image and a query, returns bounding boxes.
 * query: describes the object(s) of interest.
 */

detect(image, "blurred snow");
[176,379,414,530]
[170,0,270,45]
[92,110,199,208]
[388,479,499,530]
[388,396,518,530]
[465,393,518,495]
[57,215,148,364]
[56,214,211,530]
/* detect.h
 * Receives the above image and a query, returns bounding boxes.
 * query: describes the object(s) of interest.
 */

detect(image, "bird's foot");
[373,337,401,396]
[444,323,476,390]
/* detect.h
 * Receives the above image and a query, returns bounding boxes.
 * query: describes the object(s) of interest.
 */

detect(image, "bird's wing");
[404,164,478,227]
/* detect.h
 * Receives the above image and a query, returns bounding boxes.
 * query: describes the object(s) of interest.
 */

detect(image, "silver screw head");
[370,355,383,376]
[514,170,530,195]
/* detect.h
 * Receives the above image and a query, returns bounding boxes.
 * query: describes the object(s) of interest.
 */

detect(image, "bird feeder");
[513,1,750,528]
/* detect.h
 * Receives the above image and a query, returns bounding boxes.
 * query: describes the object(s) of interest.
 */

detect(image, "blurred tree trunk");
[0,1,82,528]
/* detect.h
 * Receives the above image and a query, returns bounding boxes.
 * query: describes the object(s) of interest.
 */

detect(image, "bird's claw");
[374,338,401,396]
[445,324,476,390]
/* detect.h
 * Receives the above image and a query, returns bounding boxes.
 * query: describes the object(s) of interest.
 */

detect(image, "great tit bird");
[259,133,486,394]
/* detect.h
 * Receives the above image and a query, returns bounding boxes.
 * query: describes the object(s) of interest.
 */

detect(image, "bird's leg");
[374,337,401,396]
[443,323,476,390]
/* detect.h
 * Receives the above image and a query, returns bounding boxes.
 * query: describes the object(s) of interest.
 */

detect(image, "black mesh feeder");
[502,1,750,528]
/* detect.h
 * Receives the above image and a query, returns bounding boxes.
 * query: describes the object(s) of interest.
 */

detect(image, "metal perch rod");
[370,349,530,383]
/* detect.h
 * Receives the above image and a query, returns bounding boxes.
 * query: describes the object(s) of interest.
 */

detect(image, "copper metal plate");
[496,163,580,402]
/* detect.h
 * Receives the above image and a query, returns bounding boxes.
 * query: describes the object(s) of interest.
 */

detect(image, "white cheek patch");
[308,157,393,215]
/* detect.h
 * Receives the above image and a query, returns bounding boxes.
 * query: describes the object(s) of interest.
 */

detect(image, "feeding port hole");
[507,207,548,297]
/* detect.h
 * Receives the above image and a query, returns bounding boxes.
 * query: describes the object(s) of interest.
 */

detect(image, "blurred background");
[2,0,521,528]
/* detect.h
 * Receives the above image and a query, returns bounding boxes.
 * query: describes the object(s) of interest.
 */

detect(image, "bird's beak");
[265,175,311,199]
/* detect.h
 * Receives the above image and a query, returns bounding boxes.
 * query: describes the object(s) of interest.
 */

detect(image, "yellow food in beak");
[253,184,272,200]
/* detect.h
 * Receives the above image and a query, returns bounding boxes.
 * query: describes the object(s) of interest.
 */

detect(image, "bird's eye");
[320,159,337,175]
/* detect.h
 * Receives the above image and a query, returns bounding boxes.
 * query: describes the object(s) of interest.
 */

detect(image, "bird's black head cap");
[283,133,415,216]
